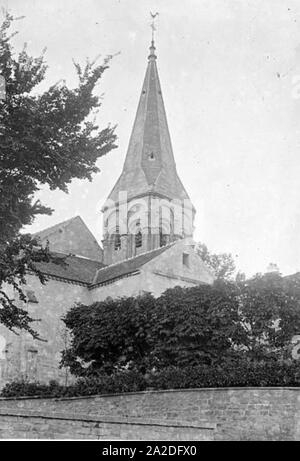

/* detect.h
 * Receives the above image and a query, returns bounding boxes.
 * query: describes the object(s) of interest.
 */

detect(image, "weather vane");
[150,11,159,42]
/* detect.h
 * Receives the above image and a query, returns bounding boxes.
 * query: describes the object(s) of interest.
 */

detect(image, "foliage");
[61,273,300,376]
[2,359,300,398]
[62,283,243,376]
[147,359,300,389]
[236,272,300,359]
[0,12,117,335]
[150,282,242,368]
[0,370,146,398]
[196,242,236,280]
[62,283,242,375]
[0,234,64,337]
[61,293,156,376]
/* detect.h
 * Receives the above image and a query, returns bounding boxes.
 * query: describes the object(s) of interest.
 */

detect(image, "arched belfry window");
[114,226,121,251]
[159,228,167,247]
[135,221,142,249]
[135,230,142,248]
[159,207,169,247]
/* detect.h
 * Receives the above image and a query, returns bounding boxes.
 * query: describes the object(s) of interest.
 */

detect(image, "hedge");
[1,360,300,398]
[0,370,146,398]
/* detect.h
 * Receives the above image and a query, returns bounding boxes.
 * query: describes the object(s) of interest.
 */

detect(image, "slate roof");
[91,244,174,287]
[33,244,174,286]
[34,253,105,284]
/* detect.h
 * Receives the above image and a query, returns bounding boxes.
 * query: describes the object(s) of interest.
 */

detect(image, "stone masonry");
[0,387,299,440]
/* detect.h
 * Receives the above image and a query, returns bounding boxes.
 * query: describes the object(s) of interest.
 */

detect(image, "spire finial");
[149,11,159,60]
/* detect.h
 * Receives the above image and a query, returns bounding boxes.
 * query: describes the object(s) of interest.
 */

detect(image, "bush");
[0,370,147,398]
[0,379,65,398]
[61,284,242,376]
[147,360,300,389]
[61,275,300,377]
[2,360,300,398]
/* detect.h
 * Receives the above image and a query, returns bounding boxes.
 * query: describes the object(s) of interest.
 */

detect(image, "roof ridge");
[67,254,105,264]
[51,252,105,265]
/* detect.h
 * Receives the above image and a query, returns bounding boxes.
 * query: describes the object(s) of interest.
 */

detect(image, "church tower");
[102,39,195,265]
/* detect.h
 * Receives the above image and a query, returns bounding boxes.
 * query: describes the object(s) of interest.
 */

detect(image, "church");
[0,39,214,386]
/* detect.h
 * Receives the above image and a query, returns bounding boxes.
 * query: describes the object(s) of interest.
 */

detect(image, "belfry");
[102,38,195,265]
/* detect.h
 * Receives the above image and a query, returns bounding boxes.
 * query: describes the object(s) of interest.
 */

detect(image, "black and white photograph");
[0,0,300,444]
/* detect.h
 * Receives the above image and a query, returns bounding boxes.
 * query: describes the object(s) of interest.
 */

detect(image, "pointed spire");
[106,34,192,206]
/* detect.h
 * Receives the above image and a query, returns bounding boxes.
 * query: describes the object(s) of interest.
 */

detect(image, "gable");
[34,216,103,262]
[141,239,214,285]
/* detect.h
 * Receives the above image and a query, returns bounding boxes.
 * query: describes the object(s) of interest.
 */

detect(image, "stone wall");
[0,275,90,388]
[37,216,103,262]
[0,387,299,440]
[143,239,214,287]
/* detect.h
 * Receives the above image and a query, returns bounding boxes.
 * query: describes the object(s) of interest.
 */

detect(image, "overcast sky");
[2,0,300,277]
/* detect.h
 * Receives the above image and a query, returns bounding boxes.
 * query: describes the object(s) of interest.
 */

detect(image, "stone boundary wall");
[0,387,299,440]
[0,408,214,440]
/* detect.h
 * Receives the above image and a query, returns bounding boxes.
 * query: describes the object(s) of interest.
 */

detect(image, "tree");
[0,12,117,337]
[61,274,300,377]
[196,242,236,280]
[61,294,156,376]
[61,282,243,376]
[236,272,300,360]
[150,282,242,368]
